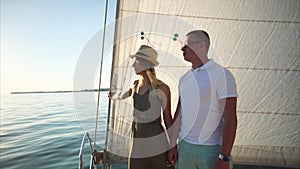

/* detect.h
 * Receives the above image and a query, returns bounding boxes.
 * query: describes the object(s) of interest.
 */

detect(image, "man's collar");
[191,59,214,72]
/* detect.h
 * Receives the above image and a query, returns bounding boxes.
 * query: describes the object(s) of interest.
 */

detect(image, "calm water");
[0,92,108,169]
[0,93,294,169]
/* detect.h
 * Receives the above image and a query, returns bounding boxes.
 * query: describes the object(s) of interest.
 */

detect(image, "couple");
[110,30,238,169]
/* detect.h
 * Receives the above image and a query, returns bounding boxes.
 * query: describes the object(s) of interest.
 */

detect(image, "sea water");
[0,93,292,169]
[0,92,107,169]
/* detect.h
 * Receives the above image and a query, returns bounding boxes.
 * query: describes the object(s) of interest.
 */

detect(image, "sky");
[1,0,117,94]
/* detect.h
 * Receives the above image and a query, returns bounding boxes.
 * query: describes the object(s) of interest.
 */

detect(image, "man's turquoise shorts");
[175,140,233,169]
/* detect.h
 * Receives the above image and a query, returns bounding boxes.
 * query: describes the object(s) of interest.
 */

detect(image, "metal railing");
[78,132,94,169]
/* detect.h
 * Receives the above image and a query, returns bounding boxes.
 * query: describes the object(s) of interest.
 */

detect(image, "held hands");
[167,146,230,169]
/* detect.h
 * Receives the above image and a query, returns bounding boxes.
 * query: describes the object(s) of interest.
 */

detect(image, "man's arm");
[215,97,237,169]
[220,97,237,155]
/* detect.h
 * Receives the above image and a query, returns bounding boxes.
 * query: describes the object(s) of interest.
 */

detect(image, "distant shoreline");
[10,88,110,94]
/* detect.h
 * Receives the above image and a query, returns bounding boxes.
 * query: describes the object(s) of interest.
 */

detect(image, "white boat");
[77,0,300,168]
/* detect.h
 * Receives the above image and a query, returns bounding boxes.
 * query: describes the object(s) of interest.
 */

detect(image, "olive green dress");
[128,89,173,169]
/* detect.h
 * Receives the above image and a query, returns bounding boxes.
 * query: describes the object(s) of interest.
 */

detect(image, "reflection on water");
[0,93,108,169]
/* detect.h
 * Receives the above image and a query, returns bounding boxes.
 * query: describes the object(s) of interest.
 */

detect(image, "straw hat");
[129,45,159,66]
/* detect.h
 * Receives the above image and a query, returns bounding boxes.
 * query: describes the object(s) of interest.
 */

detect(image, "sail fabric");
[107,0,300,167]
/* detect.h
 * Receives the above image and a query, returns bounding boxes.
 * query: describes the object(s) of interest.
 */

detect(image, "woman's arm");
[167,97,181,166]
[108,88,132,100]
[108,80,138,100]
[158,84,173,131]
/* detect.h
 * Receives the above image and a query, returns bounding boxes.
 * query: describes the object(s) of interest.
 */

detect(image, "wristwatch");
[218,154,230,162]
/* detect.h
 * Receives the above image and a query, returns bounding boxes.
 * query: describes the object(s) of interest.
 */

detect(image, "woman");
[109,45,173,169]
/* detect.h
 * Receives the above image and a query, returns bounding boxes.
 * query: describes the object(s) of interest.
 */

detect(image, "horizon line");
[10,88,110,94]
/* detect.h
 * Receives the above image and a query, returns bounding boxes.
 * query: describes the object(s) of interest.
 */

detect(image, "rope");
[94,0,109,154]
[121,9,300,24]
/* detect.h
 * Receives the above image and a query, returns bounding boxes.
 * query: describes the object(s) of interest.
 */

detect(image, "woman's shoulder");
[157,80,170,92]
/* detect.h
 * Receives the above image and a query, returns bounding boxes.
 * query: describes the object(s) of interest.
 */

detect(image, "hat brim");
[129,54,159,66]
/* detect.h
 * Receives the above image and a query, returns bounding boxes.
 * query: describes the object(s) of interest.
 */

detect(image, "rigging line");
[116,65,300,72]
[234,145,300,149]
[121,9,300,24]
[237,110,299,116]
[233,145,297,154]
[114,65,190,68]
[227,66,300,72]
[119,65,300,71]
[95,0,109,152]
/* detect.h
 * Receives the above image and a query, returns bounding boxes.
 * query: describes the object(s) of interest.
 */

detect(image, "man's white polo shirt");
[179,59,238,145]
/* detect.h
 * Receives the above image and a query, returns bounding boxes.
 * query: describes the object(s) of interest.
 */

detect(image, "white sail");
[107,0,300,168]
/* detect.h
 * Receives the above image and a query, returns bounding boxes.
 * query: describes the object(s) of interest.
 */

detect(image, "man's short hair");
[186,30,210,51]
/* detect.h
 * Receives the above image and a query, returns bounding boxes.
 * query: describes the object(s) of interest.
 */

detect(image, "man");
[168,30,238,169]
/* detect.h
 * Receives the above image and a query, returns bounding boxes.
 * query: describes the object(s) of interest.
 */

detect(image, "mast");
[102,0,121,168]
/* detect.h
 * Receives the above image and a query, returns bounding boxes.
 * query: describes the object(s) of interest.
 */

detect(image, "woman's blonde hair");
[145,68,163,89]
[135,57,163,89]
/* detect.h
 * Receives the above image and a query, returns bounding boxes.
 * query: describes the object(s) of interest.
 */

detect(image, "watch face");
[219,154,230,162]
